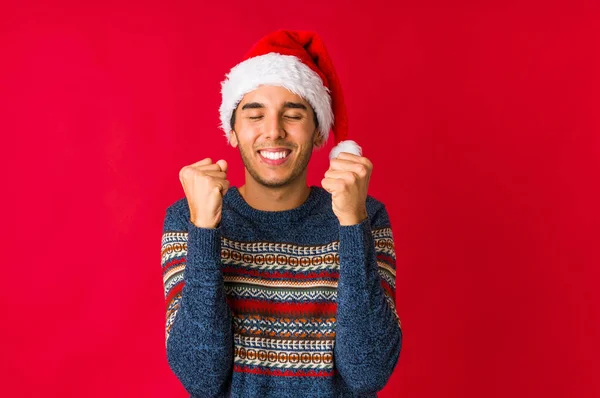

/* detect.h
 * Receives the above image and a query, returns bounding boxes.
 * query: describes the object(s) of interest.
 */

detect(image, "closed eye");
[248,116,263,120]
[285,115,302,120]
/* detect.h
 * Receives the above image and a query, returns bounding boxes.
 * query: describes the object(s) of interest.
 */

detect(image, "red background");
[1,0,598,397]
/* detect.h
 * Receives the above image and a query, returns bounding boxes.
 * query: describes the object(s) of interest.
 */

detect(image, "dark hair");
[230,104,319,133]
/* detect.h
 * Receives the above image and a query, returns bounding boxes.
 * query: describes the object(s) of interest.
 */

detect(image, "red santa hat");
[219,29,361,159]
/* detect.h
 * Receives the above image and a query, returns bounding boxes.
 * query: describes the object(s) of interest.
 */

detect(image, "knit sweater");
[160,186,402,398]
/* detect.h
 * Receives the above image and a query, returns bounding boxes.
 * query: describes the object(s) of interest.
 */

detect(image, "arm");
[161,203,233,397]
[334,202,403,394]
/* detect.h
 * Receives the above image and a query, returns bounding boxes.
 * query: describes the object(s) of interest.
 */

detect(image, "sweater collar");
[224,185,328,223]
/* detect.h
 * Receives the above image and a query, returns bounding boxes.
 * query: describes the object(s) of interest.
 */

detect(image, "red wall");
[1,0,598,397]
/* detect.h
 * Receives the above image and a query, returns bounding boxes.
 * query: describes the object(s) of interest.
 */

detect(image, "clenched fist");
[321,152,372,226]
[179,158,230,229]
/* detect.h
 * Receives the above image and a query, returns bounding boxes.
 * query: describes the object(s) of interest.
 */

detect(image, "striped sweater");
[161,186,402,397]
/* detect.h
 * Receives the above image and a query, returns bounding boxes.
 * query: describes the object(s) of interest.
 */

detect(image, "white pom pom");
[329,140,362,161]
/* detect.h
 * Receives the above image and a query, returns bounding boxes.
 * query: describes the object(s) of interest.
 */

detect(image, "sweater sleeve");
[161,204,233,397]
[334,202,403,395]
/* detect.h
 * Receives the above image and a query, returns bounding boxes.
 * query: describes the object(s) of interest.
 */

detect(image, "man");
[161,30,402,397]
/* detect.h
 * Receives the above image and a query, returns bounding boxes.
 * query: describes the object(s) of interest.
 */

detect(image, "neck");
[238,172,311,211]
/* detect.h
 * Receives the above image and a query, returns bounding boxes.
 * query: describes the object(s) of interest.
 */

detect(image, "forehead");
[238,85,310,107]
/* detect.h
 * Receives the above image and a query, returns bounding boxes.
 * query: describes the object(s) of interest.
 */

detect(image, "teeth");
[260,151,289,160]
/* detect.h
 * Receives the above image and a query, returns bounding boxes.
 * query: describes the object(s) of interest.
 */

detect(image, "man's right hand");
[179,158,229,229]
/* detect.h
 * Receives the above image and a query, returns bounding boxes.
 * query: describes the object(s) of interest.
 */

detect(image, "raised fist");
[321,152,371,226]
[179,158,229,229]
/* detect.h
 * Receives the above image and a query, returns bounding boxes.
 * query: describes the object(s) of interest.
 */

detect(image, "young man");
[161,30,402,397]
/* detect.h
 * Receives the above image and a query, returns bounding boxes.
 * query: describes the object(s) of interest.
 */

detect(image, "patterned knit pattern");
[161,186,402,398]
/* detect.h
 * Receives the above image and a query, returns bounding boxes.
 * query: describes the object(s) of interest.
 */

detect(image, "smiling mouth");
[257,149,292,165]
[258,149,291,160]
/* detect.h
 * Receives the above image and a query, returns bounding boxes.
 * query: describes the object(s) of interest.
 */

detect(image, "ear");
[313,130,324,148]
[229,130,238,148]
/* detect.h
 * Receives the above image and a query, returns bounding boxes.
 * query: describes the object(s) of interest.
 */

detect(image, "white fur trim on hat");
[219,53,334,144]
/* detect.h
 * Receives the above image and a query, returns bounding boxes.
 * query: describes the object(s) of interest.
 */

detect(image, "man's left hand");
[321,152,372,226]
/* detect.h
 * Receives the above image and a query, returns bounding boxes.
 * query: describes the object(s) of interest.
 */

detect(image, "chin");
[260,174,292,186]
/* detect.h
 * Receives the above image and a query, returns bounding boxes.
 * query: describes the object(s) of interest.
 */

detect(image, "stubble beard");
[237,141,314,188]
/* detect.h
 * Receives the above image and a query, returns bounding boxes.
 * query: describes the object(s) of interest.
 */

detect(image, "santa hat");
[219,30,361,160]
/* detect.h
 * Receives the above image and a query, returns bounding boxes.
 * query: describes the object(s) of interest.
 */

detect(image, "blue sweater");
[160,186,402,397]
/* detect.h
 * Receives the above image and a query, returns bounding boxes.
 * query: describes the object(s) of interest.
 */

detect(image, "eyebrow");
[283,102,308,110]
[240,102,308,111]
[241,102,264,110]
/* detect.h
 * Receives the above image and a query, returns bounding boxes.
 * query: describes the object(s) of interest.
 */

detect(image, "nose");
[263,112,286,140]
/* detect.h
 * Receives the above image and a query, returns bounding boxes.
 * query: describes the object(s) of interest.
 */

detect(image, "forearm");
[166,222,233,397]
[334,217,402,393]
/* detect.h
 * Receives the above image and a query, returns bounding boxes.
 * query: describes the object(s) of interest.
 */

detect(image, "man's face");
[229,85,323,188]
